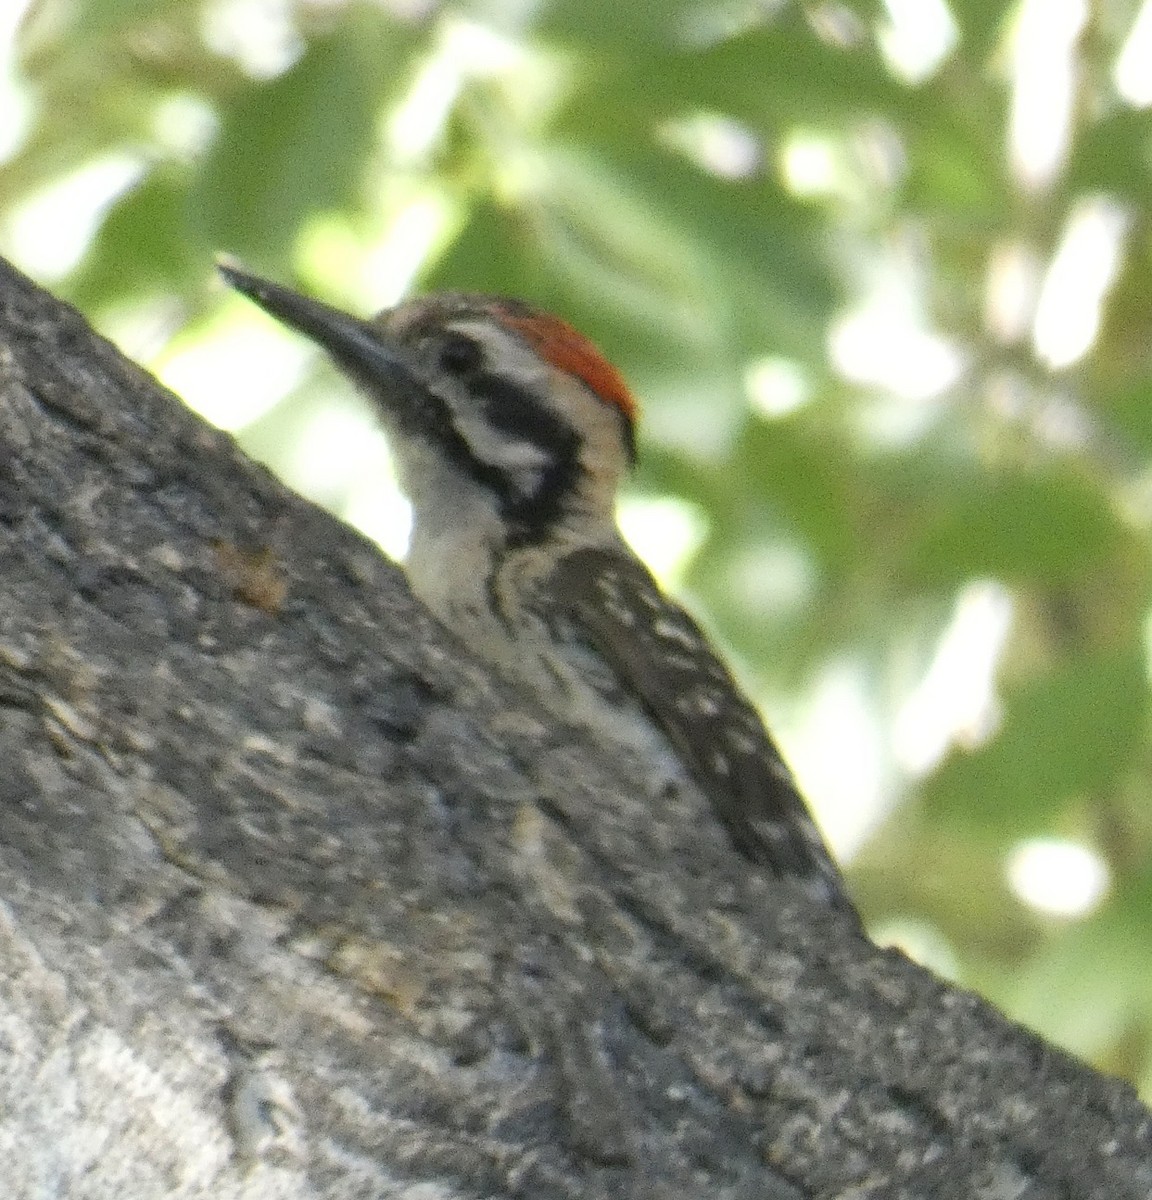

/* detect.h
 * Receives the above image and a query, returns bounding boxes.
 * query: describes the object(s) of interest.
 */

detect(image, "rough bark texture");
[0,255,1148,1200]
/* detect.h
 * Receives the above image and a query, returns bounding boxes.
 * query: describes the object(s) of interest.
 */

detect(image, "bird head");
[219,265,637,551]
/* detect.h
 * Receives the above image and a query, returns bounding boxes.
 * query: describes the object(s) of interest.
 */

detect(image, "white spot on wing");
[652,616,702,649]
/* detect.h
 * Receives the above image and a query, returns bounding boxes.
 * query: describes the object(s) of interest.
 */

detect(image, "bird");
[220,263,854,914]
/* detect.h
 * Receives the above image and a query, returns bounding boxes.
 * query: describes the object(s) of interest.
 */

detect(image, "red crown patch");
[498,308,637,423]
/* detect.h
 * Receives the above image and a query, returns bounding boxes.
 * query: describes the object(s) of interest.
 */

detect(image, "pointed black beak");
[218,262,423,403]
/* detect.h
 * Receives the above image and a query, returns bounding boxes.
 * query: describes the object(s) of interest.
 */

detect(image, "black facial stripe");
[355,361,581,547]
[469,371,582,546]
[347,357,513,510]
[469,373,571,447]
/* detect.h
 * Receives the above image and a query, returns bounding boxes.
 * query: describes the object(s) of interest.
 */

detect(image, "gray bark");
[0,255,1148,1200]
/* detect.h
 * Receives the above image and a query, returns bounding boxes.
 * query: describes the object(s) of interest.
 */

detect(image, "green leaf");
[19,0,191,57]
[1068,110,1152,200]
[190,22,403,266]
[528,0,714,47]
[1010,906,1152,1060]
[667,19,911,127]
[905,469,1125,585]
[944,0,1015,62]
[924,649,1150,832]
[68,169,206,308]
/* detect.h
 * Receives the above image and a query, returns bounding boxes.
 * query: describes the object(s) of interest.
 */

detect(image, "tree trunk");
[0,256,1147,1199]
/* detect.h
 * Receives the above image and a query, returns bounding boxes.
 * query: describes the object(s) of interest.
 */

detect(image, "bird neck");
[404,480,620,625]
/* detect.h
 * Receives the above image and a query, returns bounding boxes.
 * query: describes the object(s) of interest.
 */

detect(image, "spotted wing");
[545,546,854,913]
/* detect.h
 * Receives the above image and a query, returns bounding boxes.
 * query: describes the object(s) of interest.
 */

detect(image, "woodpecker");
[220,264,854,913]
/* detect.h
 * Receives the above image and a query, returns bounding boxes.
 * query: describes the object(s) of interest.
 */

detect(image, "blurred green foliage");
[5,0,1152,1097]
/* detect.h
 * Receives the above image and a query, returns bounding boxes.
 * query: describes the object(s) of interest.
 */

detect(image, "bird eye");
[436,333,484,377]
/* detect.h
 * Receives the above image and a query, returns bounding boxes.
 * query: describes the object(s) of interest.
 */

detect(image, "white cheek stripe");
[457,416,554,478]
